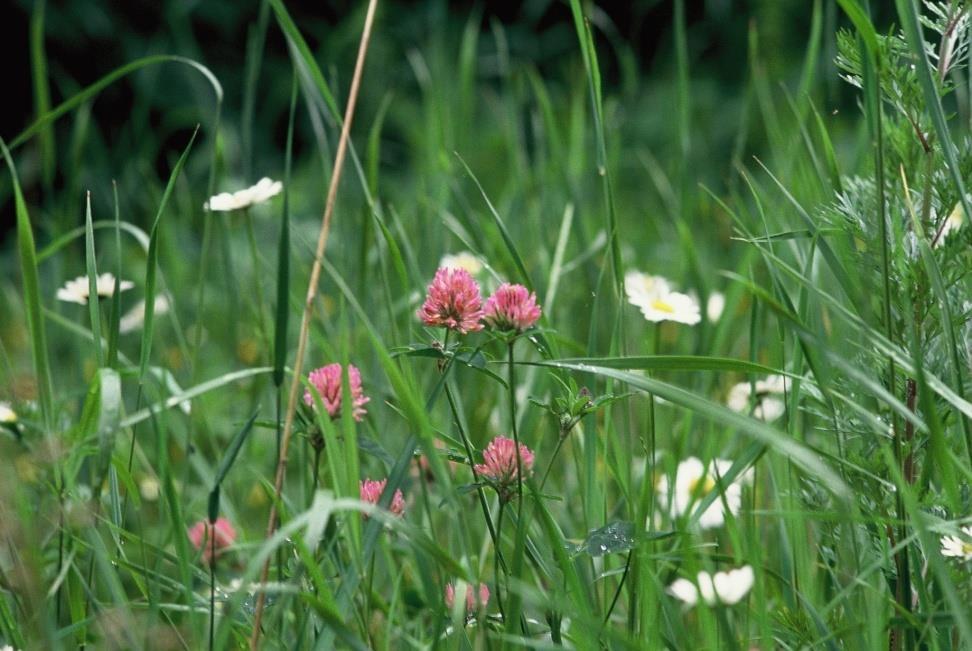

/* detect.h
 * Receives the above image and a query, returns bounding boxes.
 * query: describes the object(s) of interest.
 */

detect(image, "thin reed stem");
[249,1,380,646]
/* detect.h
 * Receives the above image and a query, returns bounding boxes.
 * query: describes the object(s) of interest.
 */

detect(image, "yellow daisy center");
[689,475,716,497]
[651,298,675,313]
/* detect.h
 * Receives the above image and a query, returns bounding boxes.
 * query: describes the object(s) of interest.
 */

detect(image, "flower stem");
[507,341,523,513]
[209,535,216,651]
[493,500,507,621]
[443,381,507,571]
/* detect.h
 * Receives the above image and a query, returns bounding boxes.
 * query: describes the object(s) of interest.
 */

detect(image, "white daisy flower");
[0,402,16,424]
[941,526,972,560]
[624,271,701,325]
[668,566,754,607]
[726,375,790,421]
[204,177,282,212]
[56,273,134,305]
[439,251,484,275]
[706,292,726,322]
[120,295,171,334]
[935,203,965,247]
[624,271,671,304]
[656,456,748,529]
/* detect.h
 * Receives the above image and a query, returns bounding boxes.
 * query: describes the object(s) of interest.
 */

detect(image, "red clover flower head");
[359,478,406,518]
[483,283,541,332]
[474,436,535,496]
[444,582,490,612]
[303,363,370,421]
[188,517,237,565]
[417,267,485,334]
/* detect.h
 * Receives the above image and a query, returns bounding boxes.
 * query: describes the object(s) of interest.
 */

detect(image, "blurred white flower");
[935,203,965,247]
[56,273,134,305]
[0,402,16,424]
[139,476,161,502]
[624,271,670,303]
[204,177,282,212]
[726,375,789,421]
[941,526,972,560]
[120,295,171,334]
[656,456,749,529]
[624,271,700,325]
[668,566,754,606]
[439,251,484,276]
[706,292,726,322]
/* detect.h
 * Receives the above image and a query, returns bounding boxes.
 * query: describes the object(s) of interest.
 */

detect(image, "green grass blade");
[29,0,54,188]
[10,55,221,150]
[1,138,54,431]
[84,192,103,368]
[138,127,199,381]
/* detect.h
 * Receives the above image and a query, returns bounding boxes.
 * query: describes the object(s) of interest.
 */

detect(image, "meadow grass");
[1,0,972,649]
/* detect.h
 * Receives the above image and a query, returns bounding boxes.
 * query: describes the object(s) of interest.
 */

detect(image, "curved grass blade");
[120,367,272,429]
[10,55,222,150]
[538,359,848,493]
[37,219,150,261]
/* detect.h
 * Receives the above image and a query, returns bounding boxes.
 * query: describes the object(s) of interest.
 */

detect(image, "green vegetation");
[1,0,971,649]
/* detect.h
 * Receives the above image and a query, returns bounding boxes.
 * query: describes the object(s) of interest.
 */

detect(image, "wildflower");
[444,582,490,612]
[935,202,965,247]
[483,283,542,332]
[139,476,161,502]
[359,478,406,517]
[624,271,701,325]
[941,526,972,560]
[0,402,16,424]
[119,295,171,334]
[188,517,237,564]
[656,457,749,529]
[474,436,535,498]
[56,273,134,305]
[667,566,754,607]
[706,292,726,322]
[417,267,485,334]
[624,271,671,304]
[204,177,282,212]
[726,375,789,421]
[303,363,370,421]
[439,251,484,276]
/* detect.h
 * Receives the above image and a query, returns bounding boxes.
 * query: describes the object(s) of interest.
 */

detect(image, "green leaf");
[212,409,260,489]
[568,520,671,558]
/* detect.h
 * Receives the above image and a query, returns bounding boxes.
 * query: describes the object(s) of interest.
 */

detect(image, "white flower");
[624,271,671,304]
[139,476,161,502]
[656,457,748,529]
[0,402,16,424]
[120,295,171,334]
[941,526,972,560]
[706,292,726,322]
[726,375,789,421]
[935,203,965,247]
[624,271,701,325]
[668,566,754,607]
[439,251,483,275]
[204,177,282,212]
[56,273,134,305]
